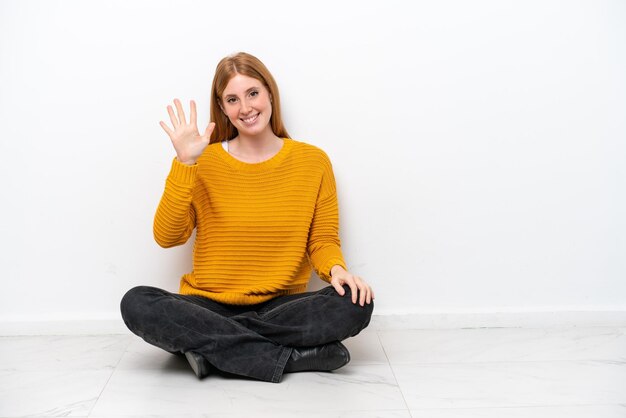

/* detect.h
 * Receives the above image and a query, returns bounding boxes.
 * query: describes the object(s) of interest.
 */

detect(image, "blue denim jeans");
[120,284,373,383]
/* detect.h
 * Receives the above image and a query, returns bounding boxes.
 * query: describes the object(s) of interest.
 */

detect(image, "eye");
[226,97,237,103]
[250,90,259,97]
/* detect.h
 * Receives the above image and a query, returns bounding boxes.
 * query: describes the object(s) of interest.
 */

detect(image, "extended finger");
[159,120,174,138]
[174,98,187,125]
[190,100,197,126]
[166,104,180,129]
[204,122,216,139]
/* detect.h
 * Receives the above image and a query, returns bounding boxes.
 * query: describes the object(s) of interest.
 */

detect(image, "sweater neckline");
[216,138,293,172]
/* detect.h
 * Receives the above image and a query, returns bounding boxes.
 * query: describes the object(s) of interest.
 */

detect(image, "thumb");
[331,280,346,296]
[204,122,216,138]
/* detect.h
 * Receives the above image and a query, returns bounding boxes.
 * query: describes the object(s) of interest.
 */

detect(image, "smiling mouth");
[241,113,259,124]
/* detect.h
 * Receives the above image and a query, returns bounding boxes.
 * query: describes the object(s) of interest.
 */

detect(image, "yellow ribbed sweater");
[154,138,347,305]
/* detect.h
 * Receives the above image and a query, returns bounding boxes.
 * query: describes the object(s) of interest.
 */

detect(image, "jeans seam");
[271,346,292,383]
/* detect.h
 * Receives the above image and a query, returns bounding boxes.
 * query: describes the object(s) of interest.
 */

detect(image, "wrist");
[176,156,197,166]
[330,264,345,277]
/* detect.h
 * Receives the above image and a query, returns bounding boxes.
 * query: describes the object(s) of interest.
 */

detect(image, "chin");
[240,124,270,136]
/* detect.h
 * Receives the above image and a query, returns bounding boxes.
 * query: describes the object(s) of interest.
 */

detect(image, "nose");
[240,98,252,115]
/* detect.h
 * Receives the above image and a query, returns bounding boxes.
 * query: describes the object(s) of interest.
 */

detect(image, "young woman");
[120,52,374,383]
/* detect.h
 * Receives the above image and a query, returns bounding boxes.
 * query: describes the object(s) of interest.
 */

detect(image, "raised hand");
[159,98,215,165]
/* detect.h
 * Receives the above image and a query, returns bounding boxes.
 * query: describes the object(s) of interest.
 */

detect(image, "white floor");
[1,326,625,417]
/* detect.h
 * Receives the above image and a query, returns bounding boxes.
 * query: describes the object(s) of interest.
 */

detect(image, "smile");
[241,113,259,124]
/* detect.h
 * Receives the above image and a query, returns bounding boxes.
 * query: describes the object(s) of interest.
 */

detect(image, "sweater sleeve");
[307,154,347,282]
[153,157,198,248]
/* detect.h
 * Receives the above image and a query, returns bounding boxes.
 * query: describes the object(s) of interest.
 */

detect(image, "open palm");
[159,98,215,165]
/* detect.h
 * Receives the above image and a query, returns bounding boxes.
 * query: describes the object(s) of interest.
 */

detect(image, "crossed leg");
[120,285,373,383]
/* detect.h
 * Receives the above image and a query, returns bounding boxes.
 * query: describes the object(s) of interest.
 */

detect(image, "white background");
[0,0,624,328]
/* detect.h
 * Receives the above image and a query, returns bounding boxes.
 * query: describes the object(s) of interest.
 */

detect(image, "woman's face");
[220,74,273,138]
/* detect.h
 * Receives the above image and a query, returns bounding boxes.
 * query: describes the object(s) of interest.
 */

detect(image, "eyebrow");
[223,87,259,99]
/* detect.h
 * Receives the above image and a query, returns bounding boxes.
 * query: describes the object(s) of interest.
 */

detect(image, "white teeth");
[242,114,259,123]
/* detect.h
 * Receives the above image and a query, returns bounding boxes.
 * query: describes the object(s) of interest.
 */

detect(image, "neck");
[232,129,282,156]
